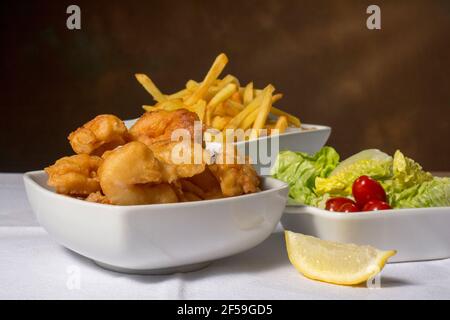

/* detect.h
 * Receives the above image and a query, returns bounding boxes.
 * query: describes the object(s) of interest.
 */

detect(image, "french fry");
[230,91,242,104]
[273,115,288,134]
[239,108,259,130]
[225,100,244,111]
[142,99,184,112]
[212,115,232,131]
[188,99,207,121]
[168,89,190,100]
[243,82,254,105]
[213,103,227,116]
[186,79,198,91]
[135,74,167,103]
[205,83,237,126]
[217,74,240,90]
[213,103,238,117]
[270,107,301,127]
[250,87,273,140]
[185,53,228,106]
[142,105,157,112]
[223,101,242,116]
[225,85,274,129]
[156,99,184,111]
[272,93,283,104]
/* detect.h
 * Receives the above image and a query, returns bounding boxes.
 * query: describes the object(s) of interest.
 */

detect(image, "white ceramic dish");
[24,171,288,274]
[124,119,331,175]
[281,204,450,262]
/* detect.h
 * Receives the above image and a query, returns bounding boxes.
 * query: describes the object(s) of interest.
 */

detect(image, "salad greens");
[272,147,449,209]
[271,147,339,207]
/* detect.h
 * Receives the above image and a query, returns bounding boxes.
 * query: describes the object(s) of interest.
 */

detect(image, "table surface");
[1,173,450,300]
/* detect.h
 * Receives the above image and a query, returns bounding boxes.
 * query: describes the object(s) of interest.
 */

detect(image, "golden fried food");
[97,141,175,205]
[45,154,103,196]
[129,109,203,146]
[85,191,111,204]
[68,114,129,156]
[137,53,302,137]
[185,167,224,200]
[47,107,262,205]
[208,160,260,197]
[147,140,209,183]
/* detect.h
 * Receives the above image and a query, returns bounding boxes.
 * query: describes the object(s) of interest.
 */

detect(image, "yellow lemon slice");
[285,231,396,285]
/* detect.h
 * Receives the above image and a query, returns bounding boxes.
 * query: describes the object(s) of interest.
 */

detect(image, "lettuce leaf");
[271,147,339,206]
[391,177,450,208]
[391,150,433,192]
[315,149,392,197]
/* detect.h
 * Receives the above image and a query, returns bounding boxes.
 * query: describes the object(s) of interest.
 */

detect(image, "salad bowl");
[273,147,450,263]
[281,204,450,262]
[24,171,289,274]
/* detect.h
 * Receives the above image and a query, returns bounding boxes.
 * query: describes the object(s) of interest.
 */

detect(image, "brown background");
[0,0,449,172]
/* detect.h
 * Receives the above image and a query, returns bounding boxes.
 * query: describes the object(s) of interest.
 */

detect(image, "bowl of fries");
[132,53,331,174]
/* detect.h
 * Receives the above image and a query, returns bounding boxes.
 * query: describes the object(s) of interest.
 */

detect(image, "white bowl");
[281,204,450,262]
[235,125,331,175]
[124,119,331,175]
[23,171,288,274]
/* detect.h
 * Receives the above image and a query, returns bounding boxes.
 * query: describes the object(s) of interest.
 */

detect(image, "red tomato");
[339,202,360,212]
[352,175,387,207]
[325,197,355,211]
[362,200,392,211]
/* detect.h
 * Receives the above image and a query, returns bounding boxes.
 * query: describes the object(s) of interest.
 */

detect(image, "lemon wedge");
[285,231,396,285]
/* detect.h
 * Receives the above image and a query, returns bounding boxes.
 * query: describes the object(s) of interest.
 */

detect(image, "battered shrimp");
[184,167,224,200]
[98,141,178,205]
[129,109,203,145]
[45,154,103,196]
[68,114,129,156]
[85,191,111,204]
[208,148,260,197]
[148,140,209,183]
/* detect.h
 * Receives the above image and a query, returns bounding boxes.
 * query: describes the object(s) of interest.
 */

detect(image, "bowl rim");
[124,118,331,136]
[24,171,288,211]
[284,202,449,219]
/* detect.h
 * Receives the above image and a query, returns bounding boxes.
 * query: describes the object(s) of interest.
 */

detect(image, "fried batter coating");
[45,154,103,196]
[129,109,203,145]
[98,141,180,205]
[184,167,224,200]
[85,191,111,204]
[148,140,209,183]
[208,160,260,197]
[68,114,129,156]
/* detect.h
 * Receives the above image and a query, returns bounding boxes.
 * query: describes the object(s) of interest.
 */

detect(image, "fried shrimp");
[183,167,224,200]
[68,114,129,156]
[98,141,178,205]
[148,140,209,183]
[45,154,103,196]
[85,191,111,204]
[208,161,260,197]
[129,109,203,145]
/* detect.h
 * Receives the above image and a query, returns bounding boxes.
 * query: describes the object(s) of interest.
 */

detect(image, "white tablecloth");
[1,173,449,300]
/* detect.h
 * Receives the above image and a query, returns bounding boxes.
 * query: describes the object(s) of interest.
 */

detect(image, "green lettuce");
[390,150,432,193]
[271,147,339,206]
[272,147,449,209]
[391,177,450,208]
[315,149,392,196]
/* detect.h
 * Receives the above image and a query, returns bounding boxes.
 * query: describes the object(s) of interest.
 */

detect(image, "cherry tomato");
[352,175,386,207]
[362,200,392,211]
[326,197,355,211]
[339,202,360,212]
